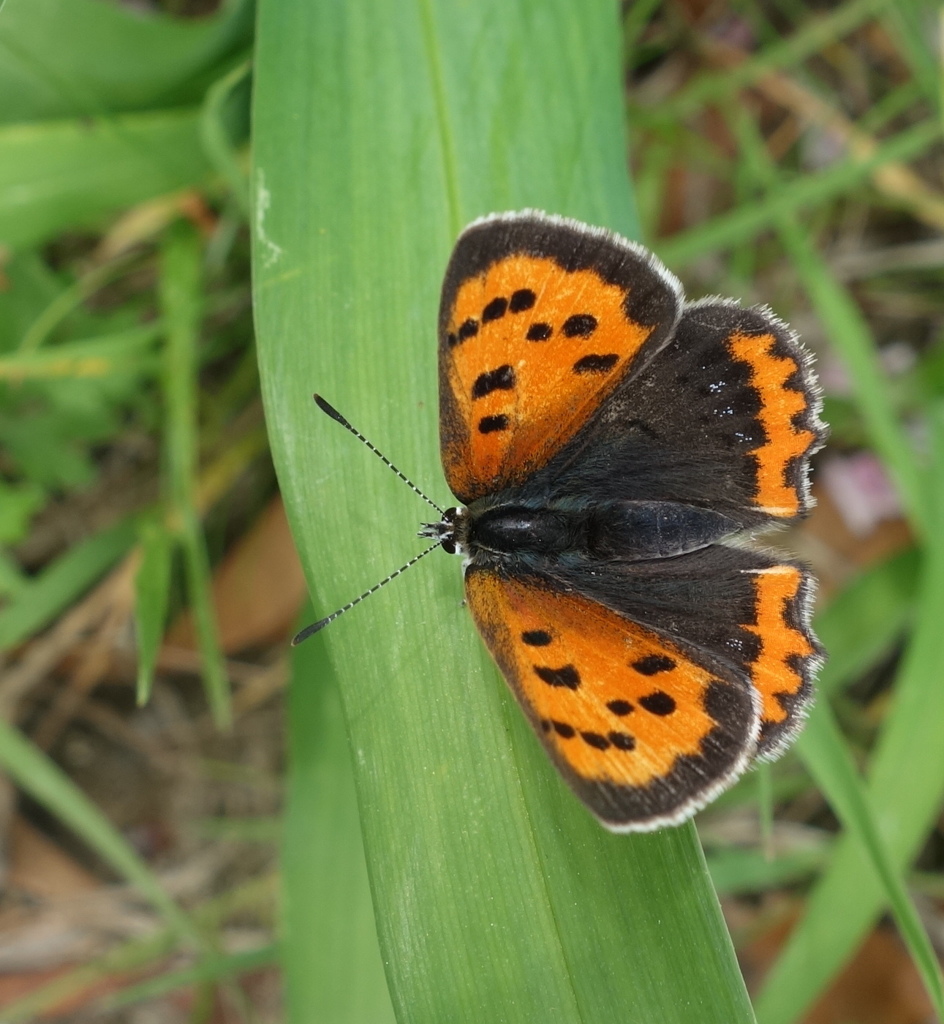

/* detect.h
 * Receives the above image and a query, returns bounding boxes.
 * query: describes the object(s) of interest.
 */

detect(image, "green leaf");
[797,701,944,1020]
[0,0,253,123]
[757,405,944,1023]
[0,719,199,943]
[657,119,941,282]
[159,221,230,727]
[254,0,754,1020]
[134,517,174,705]
[0,325,161,380]
[0,109,212,250]
[0,517,136,649]
[814,548,919,698]
[0,477,44,544]
[282,608,396,1023]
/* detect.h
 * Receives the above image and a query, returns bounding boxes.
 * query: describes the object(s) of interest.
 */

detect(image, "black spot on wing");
[472,365,515,399]
[478,414,509,434]
[458,318,479,342]
[482,297,508,322]
[639,691,676,716]
[633,654,676,675]
[581,731,610,750]
[573,353,619,374]
[509,288,536,312]
[609,731,636,751]
[607,699,633,716]
[526,322,553,341]
[563,314,598,337]
[534,664,581,689]
[552,720,576,738]
[521,630,553,646]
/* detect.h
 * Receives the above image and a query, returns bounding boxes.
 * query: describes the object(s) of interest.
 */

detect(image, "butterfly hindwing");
[464,565,760,830]
[439,211,683,505]
[535,544,822,761]
[525,299,826,530]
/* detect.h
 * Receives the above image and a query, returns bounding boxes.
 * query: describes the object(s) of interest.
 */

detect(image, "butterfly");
[303,210,826,833]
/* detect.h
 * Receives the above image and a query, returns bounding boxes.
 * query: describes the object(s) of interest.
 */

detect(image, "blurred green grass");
[1,0,943,1021]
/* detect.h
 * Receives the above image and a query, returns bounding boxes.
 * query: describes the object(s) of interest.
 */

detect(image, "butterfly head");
[419,506,469,557]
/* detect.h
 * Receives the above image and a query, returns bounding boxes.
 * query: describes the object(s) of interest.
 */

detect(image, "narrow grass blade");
[797,701,944,1019]
[0,720,199,944]
[707,842,832,896]
[159,221,230,727]
[659,0,894,120]
[253,0,755,1020]
[0,0,253,122]
[814,549,918,698]
[134,517,174,705]
[0,325,161,378]
[0,517,135,649]
[200,56,252,216]
[98,944,280,1013]
[658,120,941,278]
[282,609,396,1023]
[757,404,944,1023]
[0,875,276,1022]
[0,110,212,250]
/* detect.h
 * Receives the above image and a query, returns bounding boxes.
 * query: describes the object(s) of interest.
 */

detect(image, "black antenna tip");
[313,394,348,426]
[292,618,330,646]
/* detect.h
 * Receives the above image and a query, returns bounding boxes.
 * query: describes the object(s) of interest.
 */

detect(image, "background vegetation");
[1,0,942,1022]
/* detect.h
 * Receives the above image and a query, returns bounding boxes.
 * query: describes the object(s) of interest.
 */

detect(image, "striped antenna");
[292,541,441,644]
[293,396,449,644]
[313,394,444,515]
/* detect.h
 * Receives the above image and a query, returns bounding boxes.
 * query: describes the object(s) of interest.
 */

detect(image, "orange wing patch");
[441,255,655,502]
[728,330,819,518]
[745,564,818,758]
[466,570,758,811]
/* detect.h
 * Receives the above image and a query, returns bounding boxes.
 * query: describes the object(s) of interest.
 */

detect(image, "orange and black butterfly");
[303,210,826,833]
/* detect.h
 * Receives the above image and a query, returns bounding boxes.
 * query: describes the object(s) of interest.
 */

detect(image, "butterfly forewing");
[439,212,683,505]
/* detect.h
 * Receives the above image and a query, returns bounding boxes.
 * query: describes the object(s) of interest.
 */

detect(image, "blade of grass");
[18,252,142,353]
[0,517,135,649]
[253,0,755,1020]
[758,401,944,1023]
[134,516,174,705]
[0,720,200,944]
[0,0,253,123]
[882,1,942,114]
[0,110,213,250]
[796,700,944,1019]
[725,108,944,1021]
[0,873,277,1023]
[657,118,941,274]
[282,606,396,1023]
[159,221,230,727]
[814,548,918,699]
[2,324,161,373]
[659,0,894,121]
[707,842,832,896]
[97,944,280,1014]
[199,56,251,216]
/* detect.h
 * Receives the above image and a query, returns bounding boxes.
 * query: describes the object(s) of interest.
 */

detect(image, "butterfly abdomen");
[465,500,739,562]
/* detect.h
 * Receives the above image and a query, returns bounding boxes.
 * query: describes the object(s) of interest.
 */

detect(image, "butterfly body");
[429,210,826,832]
[454,499,740,562]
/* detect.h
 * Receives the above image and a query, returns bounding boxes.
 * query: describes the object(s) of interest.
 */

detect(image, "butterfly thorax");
[422,500,740,565]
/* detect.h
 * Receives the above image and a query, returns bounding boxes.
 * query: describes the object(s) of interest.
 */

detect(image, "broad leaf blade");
[253,1,755,1020]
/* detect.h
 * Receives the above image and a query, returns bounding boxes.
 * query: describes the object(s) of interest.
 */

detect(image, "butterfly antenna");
[314,394,444,515]
[292,540,441,645]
